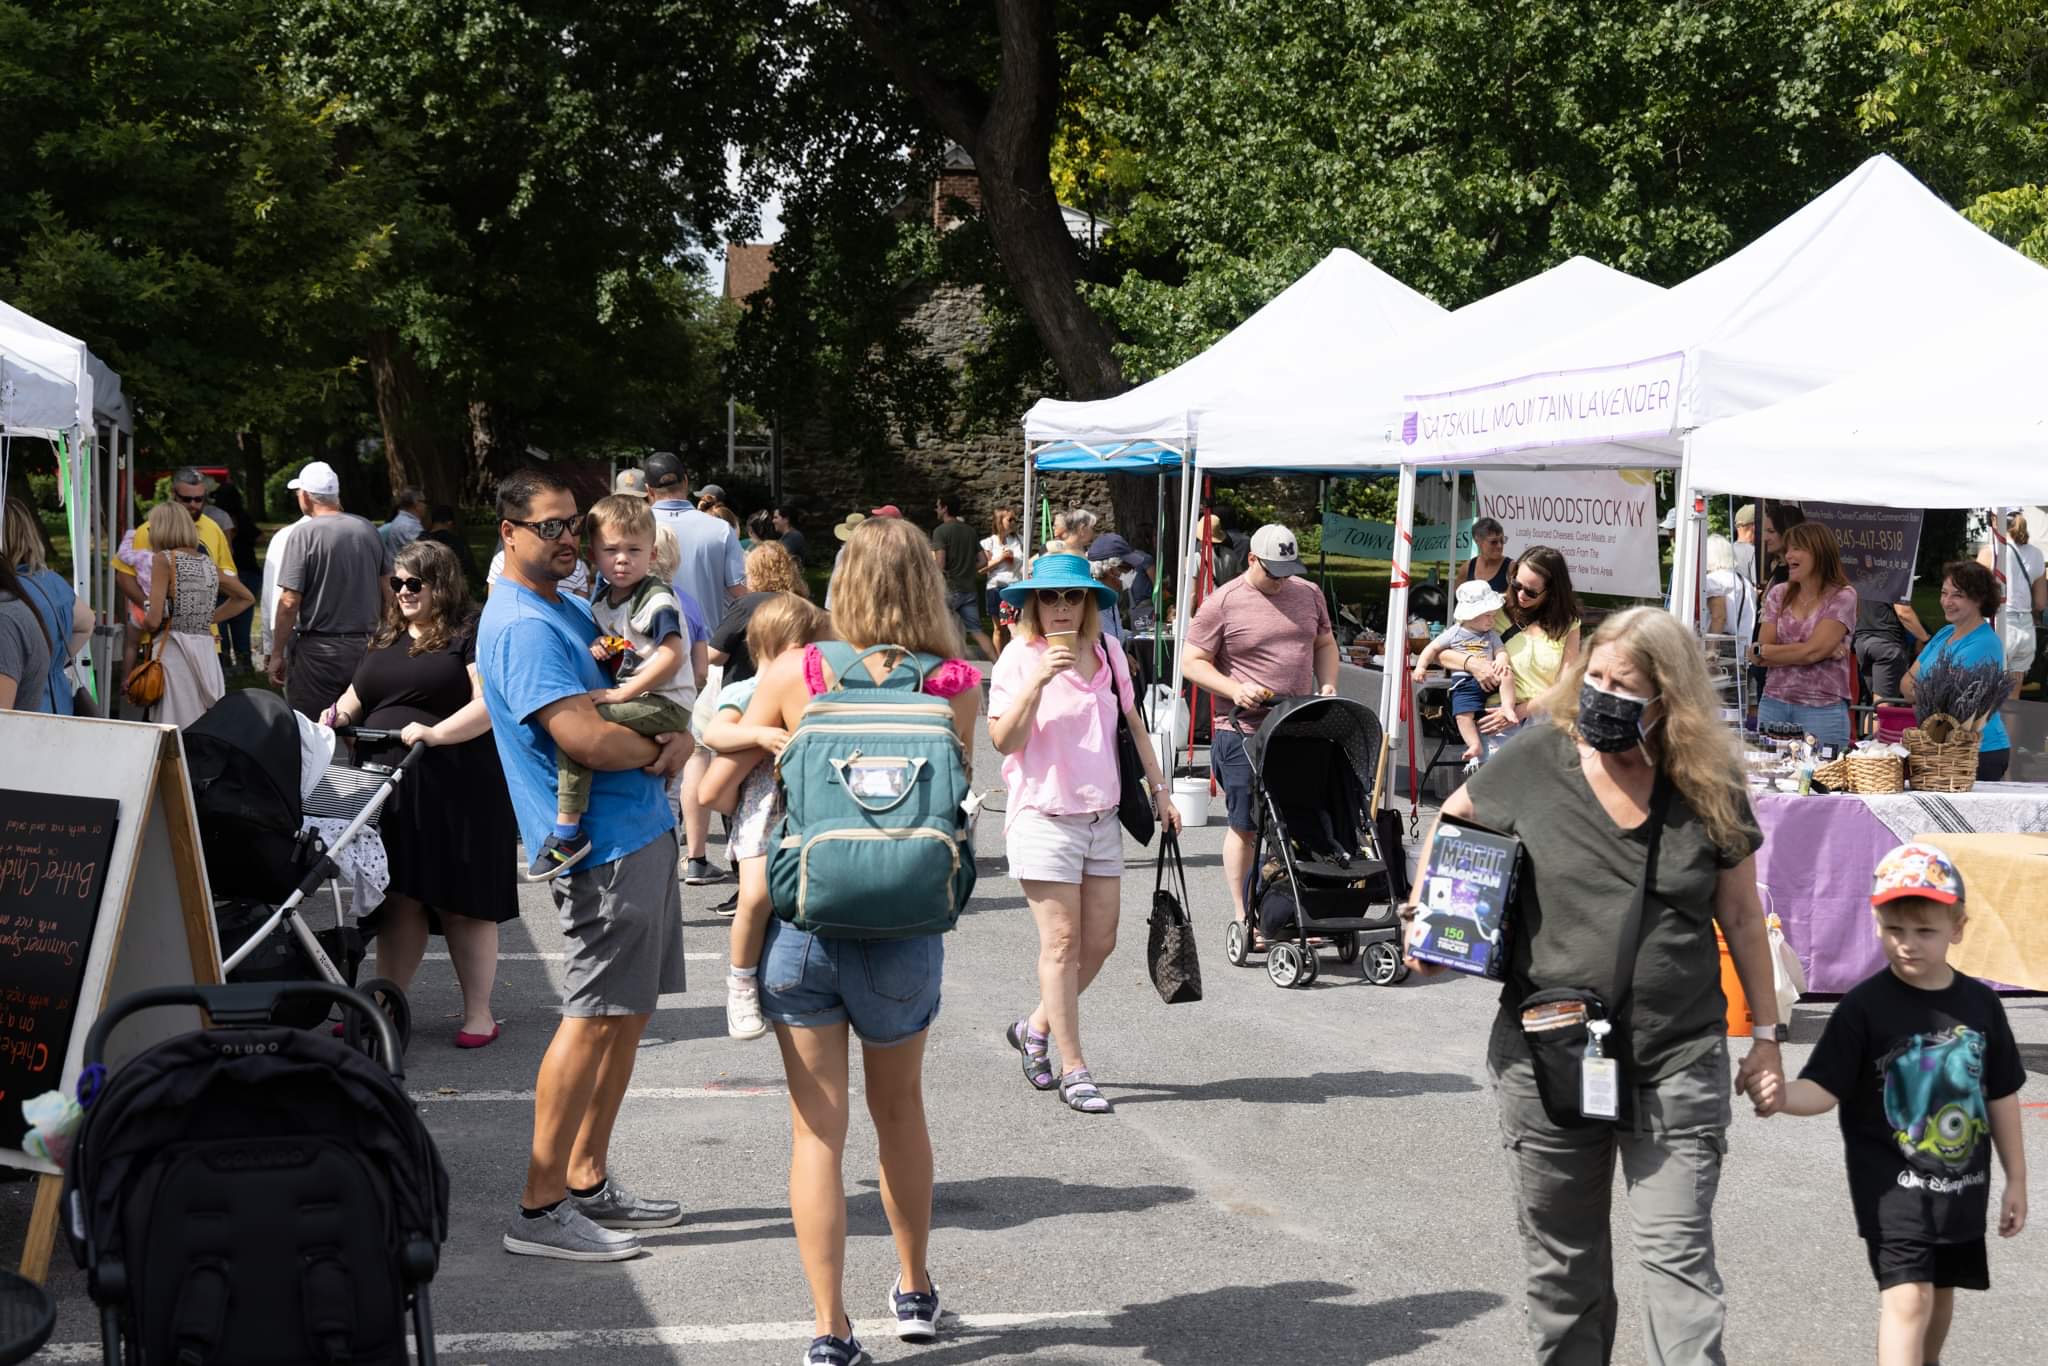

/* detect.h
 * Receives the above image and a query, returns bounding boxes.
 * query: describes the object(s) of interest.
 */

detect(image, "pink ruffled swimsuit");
[803,644,981,697]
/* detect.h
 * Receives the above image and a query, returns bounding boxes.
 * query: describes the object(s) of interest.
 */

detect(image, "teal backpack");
[768,642,976,938]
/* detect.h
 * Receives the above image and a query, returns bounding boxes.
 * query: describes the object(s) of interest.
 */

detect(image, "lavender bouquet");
[1912,655,2008,728]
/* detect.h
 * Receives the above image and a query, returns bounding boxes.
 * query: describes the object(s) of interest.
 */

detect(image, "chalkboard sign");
[0,789,120,1151]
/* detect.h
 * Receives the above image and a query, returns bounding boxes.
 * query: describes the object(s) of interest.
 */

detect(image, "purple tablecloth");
[1754,794,1895,992]
[1756,792,2042,993]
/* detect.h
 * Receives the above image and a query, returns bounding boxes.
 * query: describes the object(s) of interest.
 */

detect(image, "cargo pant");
[557,695,694,815]
[1487,1012,1733,1366]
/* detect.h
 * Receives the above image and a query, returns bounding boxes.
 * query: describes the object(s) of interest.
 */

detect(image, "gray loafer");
[502,1203,643,1261]
[571,1177,684,1229]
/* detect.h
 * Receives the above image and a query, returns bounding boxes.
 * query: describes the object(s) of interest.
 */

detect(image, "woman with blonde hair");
[327,537,516,1045]
[141,501,253,725]
[3,496,93,713]
[699,515,978,1364]
[1752,520,1857,748]
[1404,607,1784,1366]
[989,553,1177,1114]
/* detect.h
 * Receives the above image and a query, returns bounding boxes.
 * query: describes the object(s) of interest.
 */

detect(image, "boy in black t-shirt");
[1751,842,2027,1366]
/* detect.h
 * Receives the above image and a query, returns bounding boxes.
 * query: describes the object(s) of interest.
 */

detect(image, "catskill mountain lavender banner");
[1400,353,1686,460]
[1473,469,1662,597]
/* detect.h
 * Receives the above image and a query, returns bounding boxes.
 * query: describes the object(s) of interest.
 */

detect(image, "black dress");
[349,618,519,929]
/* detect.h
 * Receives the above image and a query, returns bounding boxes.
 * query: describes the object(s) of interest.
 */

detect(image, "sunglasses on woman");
[390,576,427,595]
[1035,588,1089,607]
[1514,580,1546,599]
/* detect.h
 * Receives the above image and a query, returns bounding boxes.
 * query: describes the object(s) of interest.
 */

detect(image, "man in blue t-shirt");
[642,450,745,883]
[479,467,693,1263]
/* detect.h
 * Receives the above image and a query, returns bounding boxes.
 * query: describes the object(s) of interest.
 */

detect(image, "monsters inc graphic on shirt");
[1882,1025,1990,1176]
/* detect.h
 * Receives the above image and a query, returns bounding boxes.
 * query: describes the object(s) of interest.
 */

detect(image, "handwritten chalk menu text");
[0,789,120,1150]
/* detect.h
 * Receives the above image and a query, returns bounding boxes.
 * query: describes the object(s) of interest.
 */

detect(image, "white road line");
[422,951,723,962]
[40,1311,1112,1360]
[411,1085,782,1102]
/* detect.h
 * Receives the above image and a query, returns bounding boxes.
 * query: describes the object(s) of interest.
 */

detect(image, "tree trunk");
[845,0,1126,401]
[366,328,464,508]
[465,399,531,499]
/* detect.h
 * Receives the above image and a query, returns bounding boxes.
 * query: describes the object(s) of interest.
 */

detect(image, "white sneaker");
[727,974,767,1040]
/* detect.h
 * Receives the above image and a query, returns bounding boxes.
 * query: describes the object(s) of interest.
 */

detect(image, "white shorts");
[1005,808,1123,884]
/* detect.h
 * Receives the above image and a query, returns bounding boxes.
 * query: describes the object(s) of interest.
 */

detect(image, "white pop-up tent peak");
[1023,247,1447,453]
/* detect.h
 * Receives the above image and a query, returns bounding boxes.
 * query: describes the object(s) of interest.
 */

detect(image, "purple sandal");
[1004,1018,1057,1090]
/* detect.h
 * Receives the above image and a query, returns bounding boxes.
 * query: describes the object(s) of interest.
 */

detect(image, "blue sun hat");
[999,552,1119,610]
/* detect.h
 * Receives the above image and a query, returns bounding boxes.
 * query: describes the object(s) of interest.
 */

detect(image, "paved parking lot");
[10,724,2048,1363]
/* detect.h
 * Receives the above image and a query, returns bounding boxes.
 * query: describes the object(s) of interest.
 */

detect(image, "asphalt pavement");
[10,715,2048,1364]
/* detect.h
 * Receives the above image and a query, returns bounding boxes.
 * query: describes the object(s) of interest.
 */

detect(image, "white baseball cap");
[286,460,341,497]
[1249,524,1304,577]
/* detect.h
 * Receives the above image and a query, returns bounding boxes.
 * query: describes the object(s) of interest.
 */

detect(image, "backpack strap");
[817,640,939,692]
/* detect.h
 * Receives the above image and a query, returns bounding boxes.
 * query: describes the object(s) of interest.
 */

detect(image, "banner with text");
[1321,513,1475,562]
[1473,469,1661,597]
[1802,502,1924,604]
[1400,353,1687,461]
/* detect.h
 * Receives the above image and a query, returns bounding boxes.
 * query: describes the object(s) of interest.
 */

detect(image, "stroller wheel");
[1224,919,1251,967]
[1298,941,1320,986]
[1335,932,1361,965]
[1267,942,1309,989]
[344,977,413,1065]
[1362,940,1407,986]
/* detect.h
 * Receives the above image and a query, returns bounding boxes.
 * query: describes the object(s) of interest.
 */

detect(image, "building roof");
[723,244,776,303]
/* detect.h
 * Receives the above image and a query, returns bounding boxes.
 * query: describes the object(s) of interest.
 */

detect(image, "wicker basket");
[1902,713,1982,793]
[1814,753,1906,795]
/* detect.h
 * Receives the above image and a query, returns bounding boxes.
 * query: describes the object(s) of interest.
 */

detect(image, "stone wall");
[777,279,1115,541]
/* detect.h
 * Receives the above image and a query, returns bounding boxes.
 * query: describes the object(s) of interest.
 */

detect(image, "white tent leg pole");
[1672,438,1702,629]
[1380,466,1418,733]
[1022,447,1035,559]
[1167,452,1198,775]
[1447,471,1459,581]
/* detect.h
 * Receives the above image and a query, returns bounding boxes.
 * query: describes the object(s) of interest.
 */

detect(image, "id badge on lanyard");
[1581,1018,1620,1120]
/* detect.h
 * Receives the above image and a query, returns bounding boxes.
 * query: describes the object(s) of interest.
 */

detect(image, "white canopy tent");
[1023,248,1447,457]
[1,297,136,706]
[1688,285,2048,508]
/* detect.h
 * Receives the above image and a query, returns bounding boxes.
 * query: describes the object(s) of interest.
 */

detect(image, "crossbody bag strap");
[1609,772,1673,1019]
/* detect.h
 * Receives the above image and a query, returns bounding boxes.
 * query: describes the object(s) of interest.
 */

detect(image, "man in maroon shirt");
[1180,524,1339,925]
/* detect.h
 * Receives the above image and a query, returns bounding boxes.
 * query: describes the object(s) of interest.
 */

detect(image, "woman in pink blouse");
[1750,521,1857,749]
[988,553,1178,1116]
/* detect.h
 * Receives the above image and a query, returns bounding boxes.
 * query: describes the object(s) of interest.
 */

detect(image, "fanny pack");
[1516,773,1670,1128]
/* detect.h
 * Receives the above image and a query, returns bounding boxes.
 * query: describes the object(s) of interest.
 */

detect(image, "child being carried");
[526,494,701,881]
[1412,579,1518,763]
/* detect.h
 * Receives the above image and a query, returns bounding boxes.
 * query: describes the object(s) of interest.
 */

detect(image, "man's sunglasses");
[507,513,586,541]
[1035,588,1089,607]
[390,576,427,595]
[173,492,207,507]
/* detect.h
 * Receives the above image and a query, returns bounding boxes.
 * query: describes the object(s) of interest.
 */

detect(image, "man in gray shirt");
[269,460,392,718]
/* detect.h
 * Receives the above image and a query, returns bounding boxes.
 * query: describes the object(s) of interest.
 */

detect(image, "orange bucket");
[1716,924,1754,1036]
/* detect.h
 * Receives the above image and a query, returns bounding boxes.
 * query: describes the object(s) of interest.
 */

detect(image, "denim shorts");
[1209,726,1258,832]
[947,589,982,631]
[1448,673,1489,716]
[757,918,944,1046]
[1758,695,1851,751]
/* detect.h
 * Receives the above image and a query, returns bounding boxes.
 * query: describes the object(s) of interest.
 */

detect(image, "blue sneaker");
[803,1326,870,1365]
[524,831,591,882]
[889,1274,941,1342]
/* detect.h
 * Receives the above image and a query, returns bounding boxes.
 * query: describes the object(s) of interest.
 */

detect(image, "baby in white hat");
[1411,579,1518,762]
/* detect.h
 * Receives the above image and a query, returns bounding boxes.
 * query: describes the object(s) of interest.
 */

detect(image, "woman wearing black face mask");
[1402,607,1783,1366]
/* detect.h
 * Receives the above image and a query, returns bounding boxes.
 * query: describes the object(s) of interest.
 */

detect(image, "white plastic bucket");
[1171,777,1212,828]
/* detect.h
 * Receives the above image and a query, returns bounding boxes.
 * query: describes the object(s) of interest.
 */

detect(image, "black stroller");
[65,981,449,1365]
[1221,696,1410,988]
[185,690,425,1058]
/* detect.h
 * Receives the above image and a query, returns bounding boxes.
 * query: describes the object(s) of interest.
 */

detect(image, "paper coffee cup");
[1046,630,1079,653]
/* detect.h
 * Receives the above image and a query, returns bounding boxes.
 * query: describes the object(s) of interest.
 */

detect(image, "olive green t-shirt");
[1464,723,1763,1080]
[932,519,982,595]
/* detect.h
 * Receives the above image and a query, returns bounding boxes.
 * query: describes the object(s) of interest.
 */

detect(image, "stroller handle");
[84,982,405,1081]
[333,727,431,775]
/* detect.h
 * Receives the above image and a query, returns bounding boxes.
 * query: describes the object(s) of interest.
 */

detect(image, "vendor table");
[1754,786,2048,992]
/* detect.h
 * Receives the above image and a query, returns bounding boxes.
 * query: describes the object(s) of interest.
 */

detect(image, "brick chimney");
[932,143,981,231]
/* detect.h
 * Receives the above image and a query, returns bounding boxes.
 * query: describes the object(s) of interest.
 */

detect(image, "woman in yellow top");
[1434,545,1582,750]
